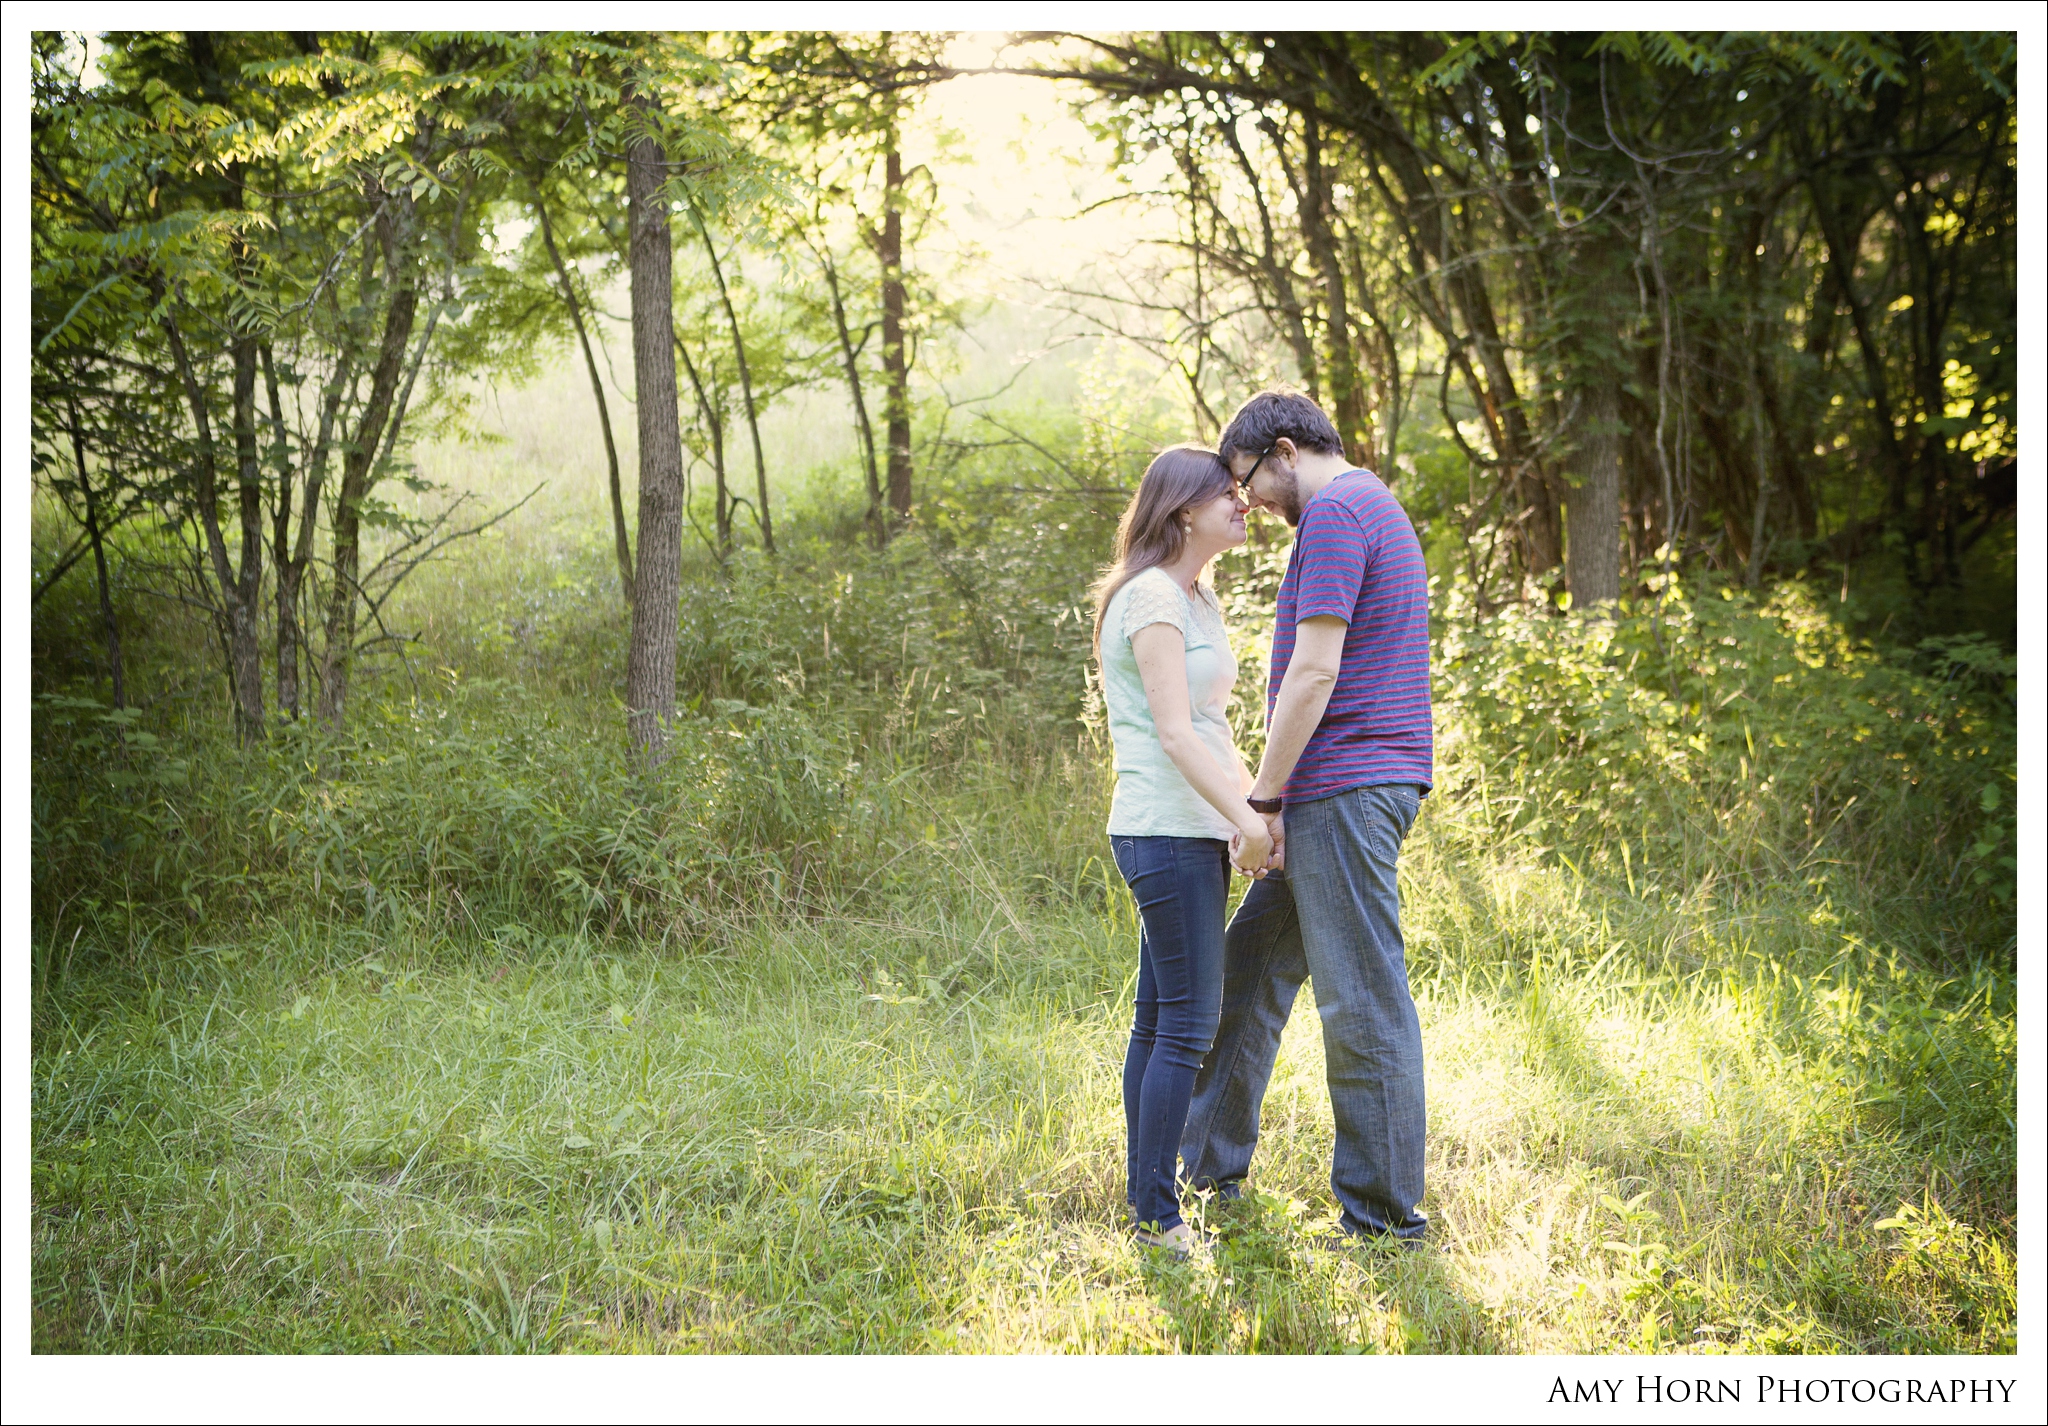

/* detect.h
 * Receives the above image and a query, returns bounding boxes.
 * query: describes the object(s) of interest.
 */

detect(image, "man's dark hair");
[1216,390,1345,463]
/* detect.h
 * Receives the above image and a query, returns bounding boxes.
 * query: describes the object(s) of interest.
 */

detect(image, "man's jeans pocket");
[1362,784,1421,864]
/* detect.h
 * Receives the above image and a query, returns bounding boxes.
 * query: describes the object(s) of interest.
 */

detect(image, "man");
[1181,389,1434,1243]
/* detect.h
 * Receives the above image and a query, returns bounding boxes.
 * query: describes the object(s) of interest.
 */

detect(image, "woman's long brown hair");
[1090,444,1234,657]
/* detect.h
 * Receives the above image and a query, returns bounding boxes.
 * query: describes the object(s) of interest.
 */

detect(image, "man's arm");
[1250,614,1348,801]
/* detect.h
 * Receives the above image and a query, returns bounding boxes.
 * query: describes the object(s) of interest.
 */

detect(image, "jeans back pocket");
[1110,836,1138,884]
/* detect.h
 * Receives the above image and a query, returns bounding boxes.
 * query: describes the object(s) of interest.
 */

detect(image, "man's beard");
[1269,468,1304,526]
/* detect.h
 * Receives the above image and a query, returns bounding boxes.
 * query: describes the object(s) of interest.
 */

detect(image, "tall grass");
[29,390,2015,1354]
[28,806,2015,1353]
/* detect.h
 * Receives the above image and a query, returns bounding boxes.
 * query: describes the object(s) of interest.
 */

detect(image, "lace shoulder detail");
[1118,567,1189,643]
[1188,580,1227,638]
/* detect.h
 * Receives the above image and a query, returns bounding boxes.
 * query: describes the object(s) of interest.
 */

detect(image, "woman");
[1092,444,1271,1254]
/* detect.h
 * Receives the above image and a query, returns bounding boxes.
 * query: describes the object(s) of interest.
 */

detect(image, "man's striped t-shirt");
[1267,469,1434,800]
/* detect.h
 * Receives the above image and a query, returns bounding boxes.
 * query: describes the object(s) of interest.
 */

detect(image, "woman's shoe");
[1133,1222,1199,1258]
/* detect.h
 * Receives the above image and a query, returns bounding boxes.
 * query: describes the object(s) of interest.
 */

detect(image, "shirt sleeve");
[1120,570,1188,643]
[1290,500,1369,625]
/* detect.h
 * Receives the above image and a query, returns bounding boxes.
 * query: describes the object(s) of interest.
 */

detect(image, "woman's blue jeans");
[1110,834,1228,1232]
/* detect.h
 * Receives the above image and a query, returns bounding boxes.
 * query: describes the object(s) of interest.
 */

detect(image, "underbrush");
[1434,577,2016,966]
[31,544,2015,969]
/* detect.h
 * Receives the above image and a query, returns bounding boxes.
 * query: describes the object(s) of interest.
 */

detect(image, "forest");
[28,31,2017,1355]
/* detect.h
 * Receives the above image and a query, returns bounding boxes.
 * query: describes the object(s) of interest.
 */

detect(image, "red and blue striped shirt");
[1268,469,1434,800]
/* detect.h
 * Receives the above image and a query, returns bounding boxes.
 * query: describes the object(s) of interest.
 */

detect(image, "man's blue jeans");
[1109,834,1228,1233]
[1180,782,1428,1239]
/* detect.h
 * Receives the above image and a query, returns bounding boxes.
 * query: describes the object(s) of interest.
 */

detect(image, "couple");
[1094,390,1432,1255]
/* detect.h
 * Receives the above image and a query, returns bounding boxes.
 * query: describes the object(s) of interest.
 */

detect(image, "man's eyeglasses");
[1236,442,1276,491]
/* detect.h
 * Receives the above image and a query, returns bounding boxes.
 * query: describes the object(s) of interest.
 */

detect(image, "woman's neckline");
[1156,566,1203,600]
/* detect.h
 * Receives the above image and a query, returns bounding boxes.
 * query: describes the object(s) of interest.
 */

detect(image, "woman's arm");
[1131,622,1272,872]
[1225,737,1254,795]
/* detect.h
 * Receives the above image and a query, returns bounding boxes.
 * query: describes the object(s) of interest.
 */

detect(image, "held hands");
[1230,815,1275,878]
[1229,813,1284,877]
[1230,778,1285,878]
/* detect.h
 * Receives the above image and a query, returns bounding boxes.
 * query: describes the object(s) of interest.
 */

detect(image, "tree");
[33,31,547,732]
[623,85,686,754]
[876,104,914,524]
[533,178,635,607]
[1014,30,2014,626]
[734,30,953,539]
[683,194,775,554]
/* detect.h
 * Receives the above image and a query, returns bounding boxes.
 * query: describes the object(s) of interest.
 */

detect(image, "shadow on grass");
[1133,1189,1504,1354]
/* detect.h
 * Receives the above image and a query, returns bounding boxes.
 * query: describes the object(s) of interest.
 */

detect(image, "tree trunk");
[685,199,773,554]
[230,334,267,720]
[160,307,265,738]
[1560,219,1637,607]
[279,355,346,721]
[819,242,883,545]
[1299,112,1366,463]
[536,187,633,605]
[1810,193,1914,541]
[1342,220,1404,476]
[318,190,420,728]
[260,344,300,718]
[1744,327,1776,587]
[275,547,302,719]
[179,32,266,737]
[1756,359,1817,542]
[879,128,914,523]
[66,399,125,710]
[1566,380,1623,607]
[676,336,730,558]
[1740,219,1817,548]
[624,99,684,756]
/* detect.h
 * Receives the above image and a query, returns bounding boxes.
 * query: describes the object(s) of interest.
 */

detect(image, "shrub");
[31,502,2014,971]
[1433,574,2015,962]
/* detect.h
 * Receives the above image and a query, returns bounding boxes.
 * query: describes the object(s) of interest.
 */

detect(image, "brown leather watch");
[1247,795,1284,814]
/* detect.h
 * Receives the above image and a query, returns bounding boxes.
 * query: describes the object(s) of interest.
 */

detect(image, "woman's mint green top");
[1101,566,1243,840]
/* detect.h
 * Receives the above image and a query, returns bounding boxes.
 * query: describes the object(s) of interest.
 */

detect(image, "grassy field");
[29,762,2016,1354]
[29,370,2016,1356]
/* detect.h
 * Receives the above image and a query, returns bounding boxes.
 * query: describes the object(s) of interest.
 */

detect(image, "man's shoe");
[1183,1186,1249,1232]
[1307,1228,1429,1254]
